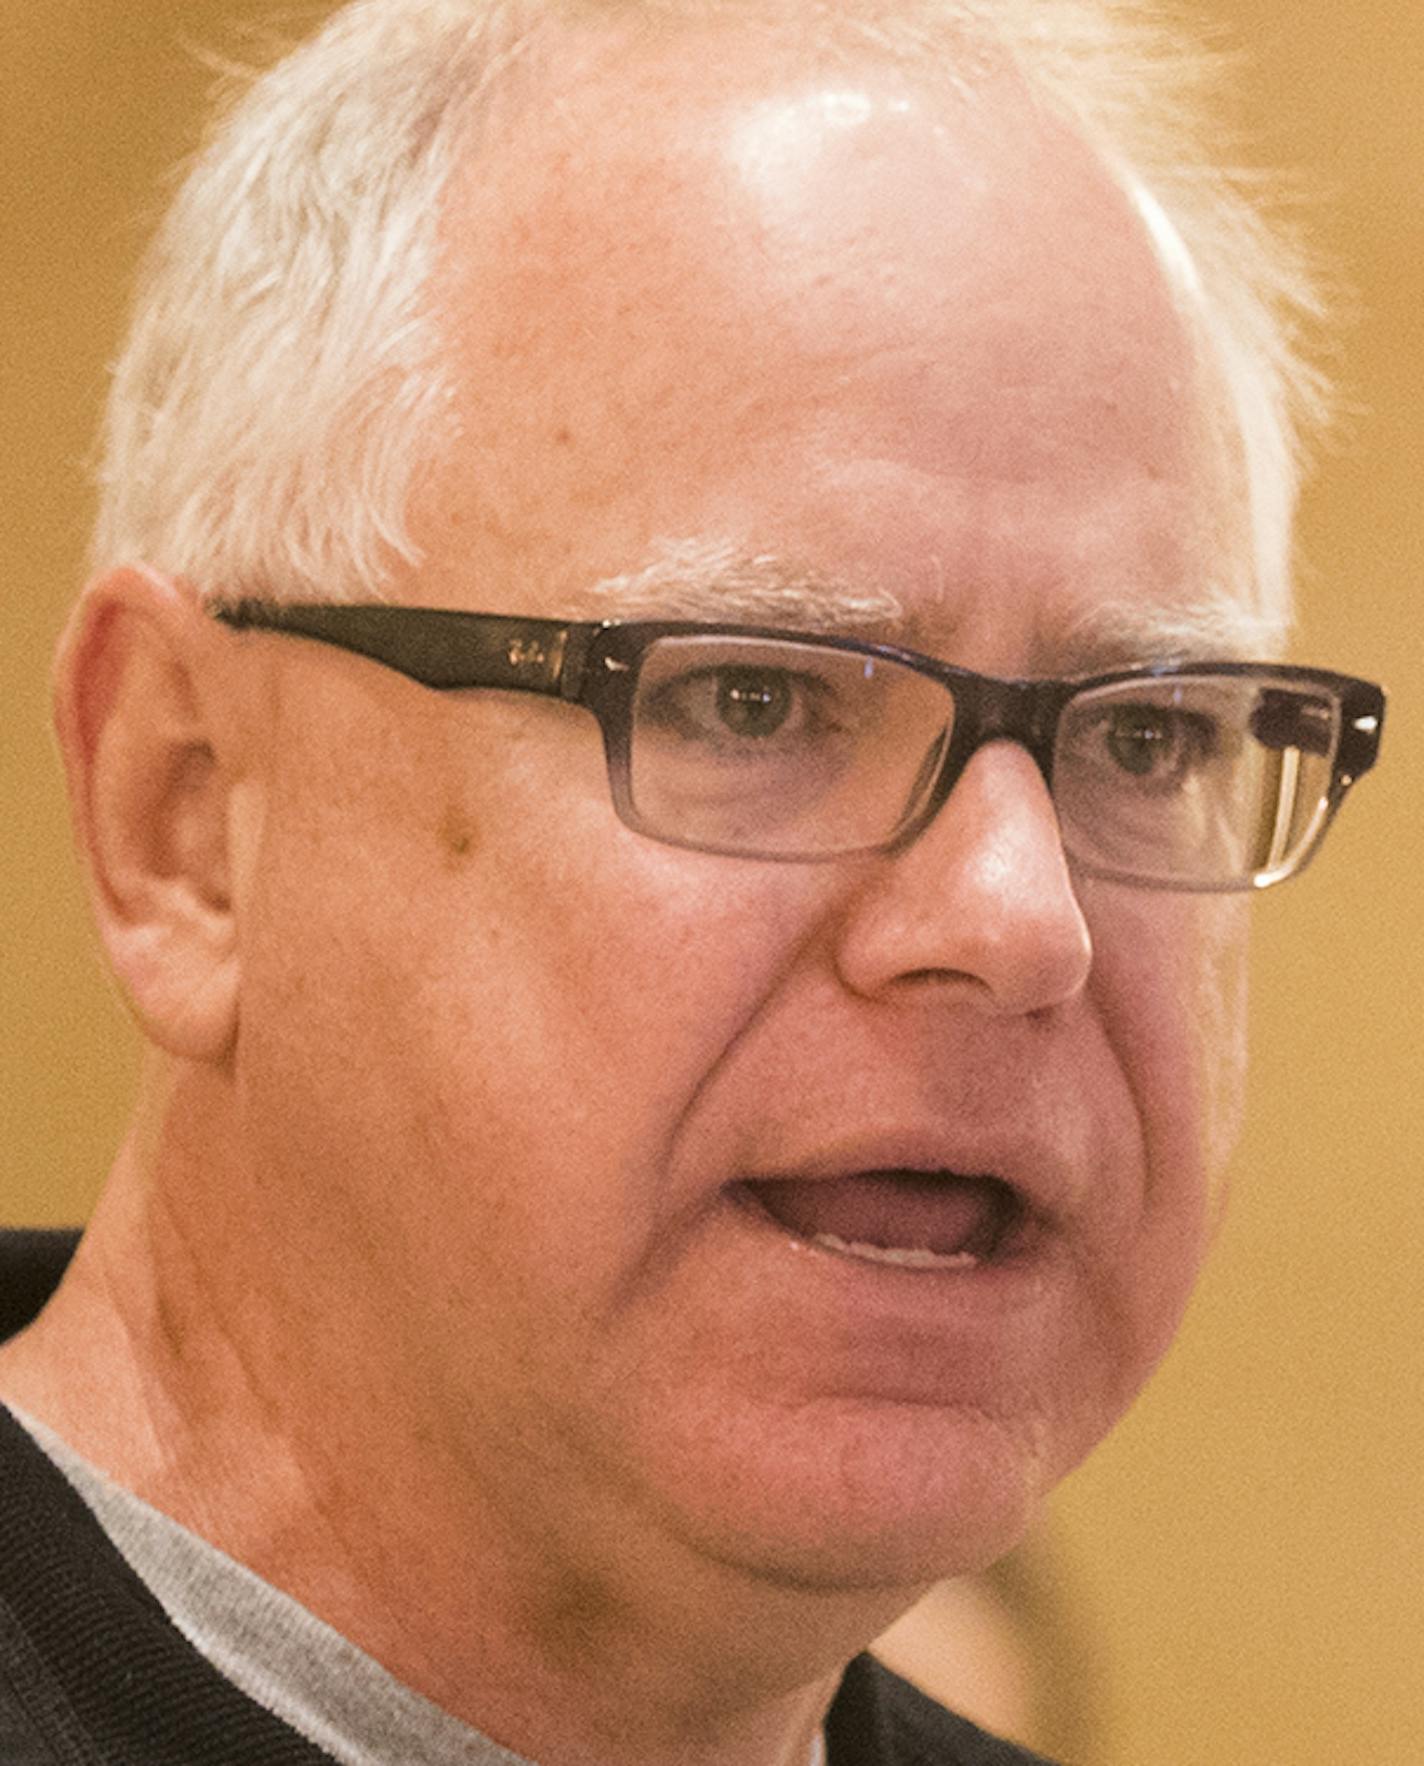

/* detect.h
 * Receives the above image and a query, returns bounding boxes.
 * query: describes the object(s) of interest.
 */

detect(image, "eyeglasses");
[214,600,1385,891]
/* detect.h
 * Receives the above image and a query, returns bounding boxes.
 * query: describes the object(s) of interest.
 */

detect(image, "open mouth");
[736,1170,1026,1271]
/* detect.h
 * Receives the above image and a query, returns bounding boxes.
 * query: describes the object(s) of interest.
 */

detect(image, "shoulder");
[0,1407,335,1763]
[0,1229,81,1344]
[827,1655,1059,1766]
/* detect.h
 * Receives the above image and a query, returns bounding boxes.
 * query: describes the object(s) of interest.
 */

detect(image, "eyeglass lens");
[1054,675,1336,886]
[626,634,1341,885]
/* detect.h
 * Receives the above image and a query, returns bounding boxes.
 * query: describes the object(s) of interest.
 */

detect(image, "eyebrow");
[573,539,905,634]
[1057,593,1289,672]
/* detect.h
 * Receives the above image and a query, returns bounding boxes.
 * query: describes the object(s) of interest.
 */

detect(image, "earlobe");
[56,569,246,1064]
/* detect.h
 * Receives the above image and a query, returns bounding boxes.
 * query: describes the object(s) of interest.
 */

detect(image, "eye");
[1090,702,1220,791]
[1108,706,1179,776]
[713,668,796,738]
[643,664,842,751]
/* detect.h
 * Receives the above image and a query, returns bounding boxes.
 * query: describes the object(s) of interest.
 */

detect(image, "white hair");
[91,0,1327,637]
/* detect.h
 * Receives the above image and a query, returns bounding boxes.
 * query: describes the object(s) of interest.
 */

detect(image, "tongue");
[749,1171,1008,1258]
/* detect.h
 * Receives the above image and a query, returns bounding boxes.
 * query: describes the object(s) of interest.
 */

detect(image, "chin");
[635,1390,1054,1597]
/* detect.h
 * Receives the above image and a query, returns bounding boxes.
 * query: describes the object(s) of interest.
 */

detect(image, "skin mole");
[439,804,480,863]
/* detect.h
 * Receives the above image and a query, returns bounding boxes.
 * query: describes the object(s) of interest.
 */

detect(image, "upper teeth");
[812,1232,979,1271]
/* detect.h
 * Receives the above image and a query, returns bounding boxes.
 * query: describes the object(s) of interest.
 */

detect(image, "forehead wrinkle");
[573,538,905,633]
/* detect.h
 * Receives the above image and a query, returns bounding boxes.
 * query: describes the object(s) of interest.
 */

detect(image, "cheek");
[1168,896,1251,1208]
[402,828,834,1172]
[1086,886,1249,1175]
[1095,890,1250,1137]
[1189,899,1251,1211]
[242,728,835,1254]
[1078,887,1250,1365]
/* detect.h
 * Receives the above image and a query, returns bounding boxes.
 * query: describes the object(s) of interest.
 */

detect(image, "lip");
[729,1175,1041,1271]
[692,1121,1096,1405]
[716,1184,1068,1392]
[734,1124,1082,1232]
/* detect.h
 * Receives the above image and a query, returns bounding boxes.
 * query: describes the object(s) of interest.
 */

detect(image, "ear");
[55,568,251,1063]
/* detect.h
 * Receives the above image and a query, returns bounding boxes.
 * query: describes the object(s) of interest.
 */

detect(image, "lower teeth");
[812,1232,979,1271]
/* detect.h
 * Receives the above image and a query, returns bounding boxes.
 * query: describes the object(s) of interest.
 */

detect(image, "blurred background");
[3,4,1419,1761]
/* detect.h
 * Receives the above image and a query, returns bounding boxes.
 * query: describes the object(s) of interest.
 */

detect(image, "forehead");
[413,23,1233,662]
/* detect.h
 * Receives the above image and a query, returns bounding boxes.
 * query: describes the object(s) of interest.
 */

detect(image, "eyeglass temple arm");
[213,602,590,697]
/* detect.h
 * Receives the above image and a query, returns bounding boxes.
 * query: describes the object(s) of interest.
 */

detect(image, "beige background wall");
[3,5,1419,1762]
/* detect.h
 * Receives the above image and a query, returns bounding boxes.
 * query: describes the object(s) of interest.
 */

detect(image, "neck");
[0,1071,918,1766]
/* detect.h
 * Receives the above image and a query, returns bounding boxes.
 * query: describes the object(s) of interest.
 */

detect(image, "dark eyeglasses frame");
[213,599,1385,887]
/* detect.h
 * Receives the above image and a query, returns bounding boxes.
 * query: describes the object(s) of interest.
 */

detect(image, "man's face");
[228,35,1248,1595]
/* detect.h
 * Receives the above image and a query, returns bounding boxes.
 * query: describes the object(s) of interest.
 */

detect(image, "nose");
[832,741,1093,1014]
